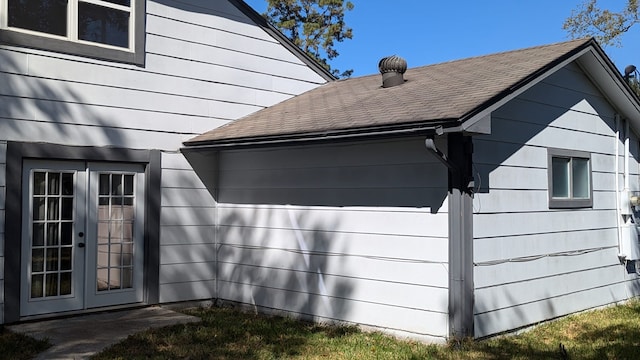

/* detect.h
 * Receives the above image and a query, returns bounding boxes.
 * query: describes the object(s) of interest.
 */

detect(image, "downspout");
[425,135,475,340]
[213,151,221,301]
[625,119,630,192]
[616,115,623,258]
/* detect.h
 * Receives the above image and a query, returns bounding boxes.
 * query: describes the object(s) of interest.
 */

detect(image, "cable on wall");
[474,245,617,266]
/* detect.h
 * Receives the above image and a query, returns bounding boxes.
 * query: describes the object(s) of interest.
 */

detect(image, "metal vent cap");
[378,55,407,88]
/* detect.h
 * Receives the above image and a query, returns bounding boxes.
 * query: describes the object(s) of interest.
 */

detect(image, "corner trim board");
[447,133,474,339]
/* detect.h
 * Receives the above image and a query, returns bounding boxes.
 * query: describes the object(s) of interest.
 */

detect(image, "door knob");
[78,242,85,248]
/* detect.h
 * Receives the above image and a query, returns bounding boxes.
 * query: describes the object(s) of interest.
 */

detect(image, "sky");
[243,0,640,78]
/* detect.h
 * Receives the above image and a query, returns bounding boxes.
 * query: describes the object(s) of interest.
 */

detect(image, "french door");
[20,161,146,316]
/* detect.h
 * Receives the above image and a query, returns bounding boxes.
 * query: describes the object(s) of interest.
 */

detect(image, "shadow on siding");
[182,137,452,339]
[217,206,354,323]
[471,70,640,337]
[0,50,126,146]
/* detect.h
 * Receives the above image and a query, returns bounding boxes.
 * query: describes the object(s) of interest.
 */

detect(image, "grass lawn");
[89,300,640,360]
[0,326,50,360]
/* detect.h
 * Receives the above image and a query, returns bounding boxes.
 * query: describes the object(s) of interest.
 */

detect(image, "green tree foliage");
[563,0,640,47]
[264,0,354,78]
[564,1,640,96]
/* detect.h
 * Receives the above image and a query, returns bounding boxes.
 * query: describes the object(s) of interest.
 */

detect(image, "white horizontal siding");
[159,153,216,302]
[147,0,278,43]
[219,205,449,238]
[0,0,329,321]
[476,259,623,313]
[475,281,627,337]
[159,280,216,303]
[473,64,640,338]
[0,0,327,146]
[145,34,320,84]
[215,138,450,340]
[474,228,617,265]
[0,94,231,136]
[218,280,449,341]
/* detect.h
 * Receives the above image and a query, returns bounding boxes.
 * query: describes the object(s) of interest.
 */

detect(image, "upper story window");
[0,0,144,65]
[548,148,593,209]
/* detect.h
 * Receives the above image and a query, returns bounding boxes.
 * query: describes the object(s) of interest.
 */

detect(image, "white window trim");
[0,0,145,65]
[548,148,593,209]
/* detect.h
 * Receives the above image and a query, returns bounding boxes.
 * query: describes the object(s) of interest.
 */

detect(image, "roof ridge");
[335,38,594,81]
[427,37,592,67]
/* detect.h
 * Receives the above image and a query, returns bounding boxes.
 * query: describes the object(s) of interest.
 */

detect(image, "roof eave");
[461,38,640,134]
[182,119,461,150]
[460,38,597,132]
[575,43,640,129]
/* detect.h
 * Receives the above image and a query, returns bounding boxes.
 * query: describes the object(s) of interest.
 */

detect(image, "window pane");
[60,247,72,270]
[61,173,74,195]
[61,222,73,245]
[97,268,109,291]
[122,267,133,288]
[46,248,59,271]
[33,223,45,246]
[124,175,134,195]
[31,274,44,298]
[45,273,58,296]
[552,157,570,198]
[33,197,45,220]
[47,197,60,220]
[61,197,73,220]
[60,272,72,295]
[78,2,129,48]
[49,172,60,195]
[8,0,68,36]
[103,0,130,6]
[99,174,110,195]
[572,158,590,198]
[97,245,109,267]
[33,172,46,195]
[47,223,59,246]
[32,249,44,272]
[112,174,122,195]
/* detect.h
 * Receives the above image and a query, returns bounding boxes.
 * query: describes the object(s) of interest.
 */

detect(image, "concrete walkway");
[7,307,200,359]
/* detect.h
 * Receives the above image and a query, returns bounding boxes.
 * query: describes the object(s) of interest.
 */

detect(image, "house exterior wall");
[472,61,640,337]
[0,141,5,323]
[214,137,451,342]
[0,0,327,322]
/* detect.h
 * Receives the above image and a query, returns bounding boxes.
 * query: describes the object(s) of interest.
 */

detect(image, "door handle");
[78,242,85,248]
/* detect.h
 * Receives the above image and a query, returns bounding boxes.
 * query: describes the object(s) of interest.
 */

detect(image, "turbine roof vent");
[378,55,407,88]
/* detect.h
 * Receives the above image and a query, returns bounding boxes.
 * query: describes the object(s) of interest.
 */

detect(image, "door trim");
[5,142,161,323]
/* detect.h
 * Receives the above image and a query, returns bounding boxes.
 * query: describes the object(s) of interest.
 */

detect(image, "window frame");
[0,0,145,65]
[547,148,593,209]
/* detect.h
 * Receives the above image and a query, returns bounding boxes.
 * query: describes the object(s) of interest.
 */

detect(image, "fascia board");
[576,50,640,130]
[462,47,594,133]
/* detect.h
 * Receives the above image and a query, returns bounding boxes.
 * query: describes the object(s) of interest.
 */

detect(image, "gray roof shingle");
[185,38,594,146]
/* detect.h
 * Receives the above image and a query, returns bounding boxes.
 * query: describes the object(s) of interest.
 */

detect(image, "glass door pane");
[30,171,75,299]
[96,173,135,291]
